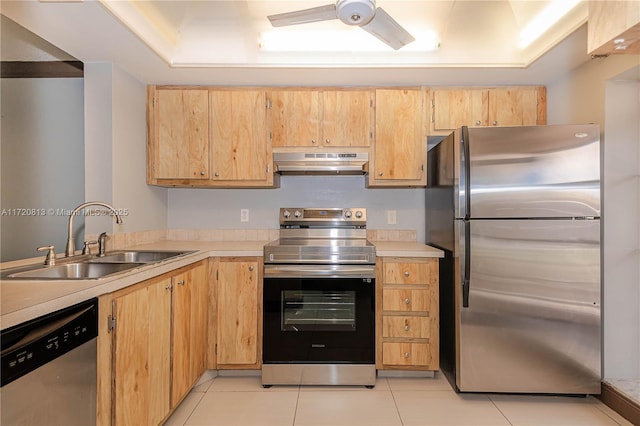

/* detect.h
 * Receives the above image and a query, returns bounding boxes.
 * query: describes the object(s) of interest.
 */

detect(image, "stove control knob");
[355,210,363,218]
[283,210,291,219]
[294,210,302,218]
[344,210,352,218]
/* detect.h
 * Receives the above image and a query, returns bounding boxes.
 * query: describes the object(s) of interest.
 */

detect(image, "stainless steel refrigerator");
[426,125,601,394]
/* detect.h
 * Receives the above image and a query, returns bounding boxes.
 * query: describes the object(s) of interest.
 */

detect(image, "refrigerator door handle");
[462,218,470,308]
[461,126,471,220]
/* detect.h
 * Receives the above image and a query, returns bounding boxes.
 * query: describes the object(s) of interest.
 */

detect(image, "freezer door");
[456,219,601,394]
[466,125,600,219]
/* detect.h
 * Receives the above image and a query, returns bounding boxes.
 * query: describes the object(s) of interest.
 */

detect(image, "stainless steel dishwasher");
[1,298,98,425]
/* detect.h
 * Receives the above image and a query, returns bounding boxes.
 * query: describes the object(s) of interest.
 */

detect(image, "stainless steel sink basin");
[1,250,196,280]
[89,250,194,264]
[5,262,145,280]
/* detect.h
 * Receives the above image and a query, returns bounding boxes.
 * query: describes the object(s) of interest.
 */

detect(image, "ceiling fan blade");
[268,4,338,27]
[361,7,415,50]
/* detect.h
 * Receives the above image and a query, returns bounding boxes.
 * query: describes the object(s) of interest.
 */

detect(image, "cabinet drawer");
[383,315,429,339]
[382,342,430,366]
[383,289,429,312]
[383,261,434,285]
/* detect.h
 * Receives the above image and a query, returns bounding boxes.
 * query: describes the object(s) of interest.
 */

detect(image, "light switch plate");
[241,209,249,222]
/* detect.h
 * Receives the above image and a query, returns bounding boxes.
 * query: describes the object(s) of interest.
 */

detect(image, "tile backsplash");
[95,228,418,251]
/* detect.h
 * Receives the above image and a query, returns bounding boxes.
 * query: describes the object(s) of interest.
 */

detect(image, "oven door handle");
[264,264,376,279]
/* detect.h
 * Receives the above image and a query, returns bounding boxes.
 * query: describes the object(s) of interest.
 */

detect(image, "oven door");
[263,274,375,364]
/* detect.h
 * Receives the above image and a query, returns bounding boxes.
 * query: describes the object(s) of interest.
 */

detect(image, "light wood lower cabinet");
[170,263,208,406]
[376,257,439,370]
[214,257,262,369]
[97,261,208,426]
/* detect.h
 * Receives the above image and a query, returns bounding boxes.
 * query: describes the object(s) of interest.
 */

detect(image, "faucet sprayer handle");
[37,245,56,266]
[98,232,109,257]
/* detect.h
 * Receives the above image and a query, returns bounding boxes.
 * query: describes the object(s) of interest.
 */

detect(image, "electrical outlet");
[387,210,397,225]
[240,209,249,222]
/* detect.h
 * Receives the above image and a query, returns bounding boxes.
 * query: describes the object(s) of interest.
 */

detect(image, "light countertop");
[1,240,443,329]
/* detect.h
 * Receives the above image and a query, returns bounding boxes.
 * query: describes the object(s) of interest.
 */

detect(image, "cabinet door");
[372,89,427,185]
[269,90,321,147]
[432,88,488,130]
[488,87,540,126]
[113,278,172,426]
[152,88,209,180]
[321,90,373,147]
[210,90,271,182]
[217,259,260,366]
[171,264,208,406]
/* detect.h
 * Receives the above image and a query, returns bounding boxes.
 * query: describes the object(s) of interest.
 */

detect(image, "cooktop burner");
[264,207,375,265]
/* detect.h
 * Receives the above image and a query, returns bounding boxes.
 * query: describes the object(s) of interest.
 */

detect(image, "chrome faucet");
[65,201,123,257]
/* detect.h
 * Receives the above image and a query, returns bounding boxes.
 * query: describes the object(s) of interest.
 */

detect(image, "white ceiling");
[1,0,594,86]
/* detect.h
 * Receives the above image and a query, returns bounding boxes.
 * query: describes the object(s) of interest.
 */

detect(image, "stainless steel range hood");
[273,152,369,175]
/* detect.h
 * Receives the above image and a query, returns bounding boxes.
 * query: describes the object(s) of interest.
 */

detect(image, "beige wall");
[84,63,168,237]
[547,55,640,379]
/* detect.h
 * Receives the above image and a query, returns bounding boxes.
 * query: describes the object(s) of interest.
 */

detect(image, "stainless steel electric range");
[262,208,376,387]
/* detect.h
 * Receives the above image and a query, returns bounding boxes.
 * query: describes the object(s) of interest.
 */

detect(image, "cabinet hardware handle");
[404,352,410,359]
[378,172,383,176]
[404,325,410,331]
[311,139,316,144]
[493,121,498,126]
[475,120,481,125]
[325,139,330,144]
[177,280,185,286]
[404,298,410,305]
[214,172,220,177]
[404,271,410,277]
[249,266,254,271]
[165,284,173,290]
[200,171,205,176]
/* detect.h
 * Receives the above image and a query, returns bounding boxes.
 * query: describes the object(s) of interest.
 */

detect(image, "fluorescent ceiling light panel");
[259,28,438,52]
[518,0,581,48]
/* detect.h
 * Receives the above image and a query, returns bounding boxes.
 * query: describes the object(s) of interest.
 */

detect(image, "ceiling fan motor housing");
[336,0,376,26]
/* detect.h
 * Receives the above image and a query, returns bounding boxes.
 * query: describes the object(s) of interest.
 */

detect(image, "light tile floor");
[166,373,633,426]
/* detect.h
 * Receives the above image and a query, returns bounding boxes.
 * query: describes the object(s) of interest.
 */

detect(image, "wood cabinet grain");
[377,257,439,371]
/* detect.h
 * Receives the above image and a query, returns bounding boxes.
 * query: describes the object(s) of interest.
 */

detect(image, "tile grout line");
[388,381,407,426]
[292,386,301,426]
[486,394,515,426]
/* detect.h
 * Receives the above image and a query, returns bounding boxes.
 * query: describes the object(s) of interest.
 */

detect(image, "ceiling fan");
[267,0,415,50]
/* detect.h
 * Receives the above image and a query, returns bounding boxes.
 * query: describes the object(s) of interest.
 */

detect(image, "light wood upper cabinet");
[488,87,544,126]
[210,90,273,183]
[147,86,276,188]
[431,86,546,133]
[432,89,488,130]
[216,257,262,368]
[269,89,373,147]
[112,276,172,426]
[270,90,320,147]
[588,0,640,55]
[321,90,373,147]
[148,87,209,180]
[369,88,427,187]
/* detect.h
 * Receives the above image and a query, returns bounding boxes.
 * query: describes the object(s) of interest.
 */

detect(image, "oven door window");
[282,290,356,332]
[263,277,375,364]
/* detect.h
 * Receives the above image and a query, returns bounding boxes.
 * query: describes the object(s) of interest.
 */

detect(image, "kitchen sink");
[1,250,196,280]
[5,262,145,280]
[88,250,194,264]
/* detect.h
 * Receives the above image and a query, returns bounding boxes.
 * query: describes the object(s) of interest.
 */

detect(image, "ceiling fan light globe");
[336,0,376,26]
